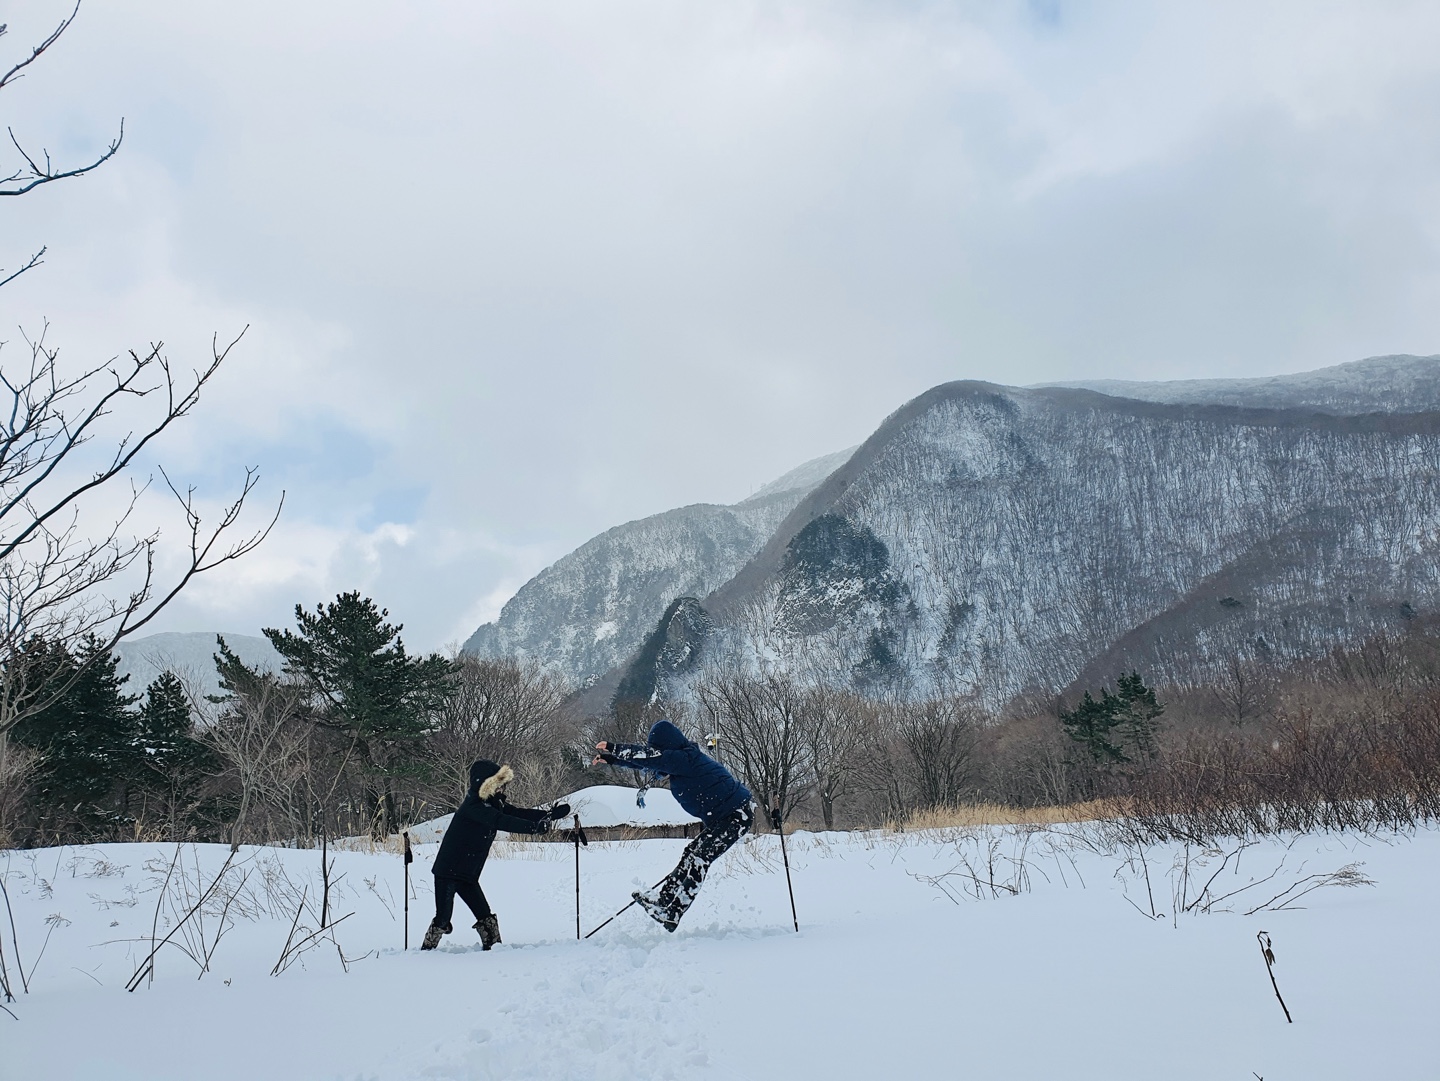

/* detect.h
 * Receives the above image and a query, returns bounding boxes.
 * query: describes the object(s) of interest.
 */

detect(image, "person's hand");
[548,802,571,820]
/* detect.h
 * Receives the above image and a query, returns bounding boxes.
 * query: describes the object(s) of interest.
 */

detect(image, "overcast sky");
[5,0,1440,651]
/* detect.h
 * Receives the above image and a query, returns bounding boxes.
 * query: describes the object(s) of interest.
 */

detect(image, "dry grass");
[892,799,1124,831]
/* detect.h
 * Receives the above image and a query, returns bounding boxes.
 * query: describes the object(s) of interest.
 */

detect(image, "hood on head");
[647,720,689,750]
[469,760,514,800]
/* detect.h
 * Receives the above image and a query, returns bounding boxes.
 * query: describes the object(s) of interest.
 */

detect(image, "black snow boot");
[632,888,679,933]
[421,920,450,951]
[475,913,501,950]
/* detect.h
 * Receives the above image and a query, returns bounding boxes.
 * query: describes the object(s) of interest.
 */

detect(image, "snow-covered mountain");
[462,449,855,687]
[474,353,1440,710]
[587,355,1440,709]
[114,631,283,700]
[1043,353,1440,413]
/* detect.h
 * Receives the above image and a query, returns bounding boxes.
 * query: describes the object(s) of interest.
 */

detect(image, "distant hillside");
[577,355,1440,712]
[669,383,1440,704]
[114,632,283,700]
[462,448,855,687]
[1044,353,1440,413]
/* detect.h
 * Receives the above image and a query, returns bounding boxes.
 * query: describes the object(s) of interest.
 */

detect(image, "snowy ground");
[1,823,1436,1080]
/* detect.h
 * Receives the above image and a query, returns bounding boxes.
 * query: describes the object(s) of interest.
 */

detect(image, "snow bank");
[561,784,699,828]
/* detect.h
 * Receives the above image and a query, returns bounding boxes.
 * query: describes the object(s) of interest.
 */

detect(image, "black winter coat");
[601,720,751,826]
[432,761,551,881]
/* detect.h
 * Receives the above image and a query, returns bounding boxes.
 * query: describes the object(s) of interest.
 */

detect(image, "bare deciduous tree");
[896,694,979,810]
[0,2,124,287]
[0,328,282,738]
[427,655,569,805]
[0,2,280,767]
[201,642,313,849]
[1210,654,1275,727]
[795,685,868,830]
[696,670,809,823]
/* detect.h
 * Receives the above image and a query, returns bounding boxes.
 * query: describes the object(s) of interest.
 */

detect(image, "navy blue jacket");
[432,760,551,881]
[601,720,751,826]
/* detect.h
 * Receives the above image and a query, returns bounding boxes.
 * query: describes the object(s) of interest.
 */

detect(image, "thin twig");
[1256,931,1293,1023]
[126,849,236,992]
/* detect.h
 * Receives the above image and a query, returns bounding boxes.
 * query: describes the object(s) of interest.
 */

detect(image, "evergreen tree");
[1059,671,1165,765]
[12,636,139,839]
[1113,671,1164,761]
[264,592,455,836]
[1059,689,1126,764]
[133,671,214,836]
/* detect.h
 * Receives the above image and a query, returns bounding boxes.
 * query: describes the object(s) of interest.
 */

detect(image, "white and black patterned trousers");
[654,805,754,923]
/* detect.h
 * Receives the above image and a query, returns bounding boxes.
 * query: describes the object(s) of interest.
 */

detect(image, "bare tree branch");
[0,3,123,200]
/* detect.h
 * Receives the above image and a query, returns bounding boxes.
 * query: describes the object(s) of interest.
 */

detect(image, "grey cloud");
[5,0,1440,647]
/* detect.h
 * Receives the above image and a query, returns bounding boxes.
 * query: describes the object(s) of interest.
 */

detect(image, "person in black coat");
[421,759,570,951]
[593,719,753,931]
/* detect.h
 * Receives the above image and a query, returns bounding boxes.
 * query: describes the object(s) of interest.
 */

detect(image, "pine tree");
[1058,671,1165,765]
[1058,689,1126,764]
[264,592,455,837]
[1113,671,1164,761]
[12,636,139,839]
[133,671,214,837]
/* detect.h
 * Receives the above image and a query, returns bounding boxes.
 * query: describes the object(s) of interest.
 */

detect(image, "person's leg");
[423,876,460,949]
[454,878,501,949]
[645,806,753,928]
[433,876,459,929]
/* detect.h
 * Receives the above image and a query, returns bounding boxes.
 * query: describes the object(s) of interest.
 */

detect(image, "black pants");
[654,805,753,922]
[432,874,491,930]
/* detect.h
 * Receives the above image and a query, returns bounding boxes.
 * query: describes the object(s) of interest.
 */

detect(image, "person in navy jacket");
[421,759,569,951]
[593,719,753,931]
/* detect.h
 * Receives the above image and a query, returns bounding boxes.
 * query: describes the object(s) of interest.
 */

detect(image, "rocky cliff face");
[681,372,1440,704]
[462,449,854,687]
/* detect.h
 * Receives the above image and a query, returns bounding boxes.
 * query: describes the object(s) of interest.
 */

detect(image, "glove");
[547,802,571,820]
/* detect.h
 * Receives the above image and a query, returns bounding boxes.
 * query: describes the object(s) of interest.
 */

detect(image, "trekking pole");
[771,797,799,933]
[571,815,588,940]
[402,831,413,950]
[584,875,668,939]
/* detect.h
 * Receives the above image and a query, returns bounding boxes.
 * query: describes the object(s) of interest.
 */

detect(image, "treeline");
[7,594,1440,849]
[651,619,1440,839]
[0,593,584,848]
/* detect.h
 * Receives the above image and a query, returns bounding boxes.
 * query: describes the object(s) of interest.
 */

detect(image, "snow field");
[1,825,1437,1080]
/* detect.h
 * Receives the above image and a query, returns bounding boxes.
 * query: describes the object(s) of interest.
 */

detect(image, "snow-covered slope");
[113,631,283,699]
[664,380,1440,704]
[462,448,855,687]
[3,826,1435,1079]
[1044,353,1440,413]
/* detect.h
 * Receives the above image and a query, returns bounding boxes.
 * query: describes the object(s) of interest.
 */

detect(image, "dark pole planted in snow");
[572,815,588,940]
[402,831,413,950]
[772,797,799,933]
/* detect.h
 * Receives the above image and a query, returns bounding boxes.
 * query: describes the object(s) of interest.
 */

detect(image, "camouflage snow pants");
[653,804,754,924]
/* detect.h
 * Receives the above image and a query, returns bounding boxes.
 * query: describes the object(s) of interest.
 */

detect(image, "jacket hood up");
[469,760,514,800]
[647,720,690,751]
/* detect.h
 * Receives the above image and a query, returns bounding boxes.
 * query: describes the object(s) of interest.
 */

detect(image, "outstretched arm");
[494,808,552,835]
[457,799,552,836]
[591,741,688,775]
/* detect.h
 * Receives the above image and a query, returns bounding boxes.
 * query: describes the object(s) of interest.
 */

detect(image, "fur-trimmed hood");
[469,760,514,800]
